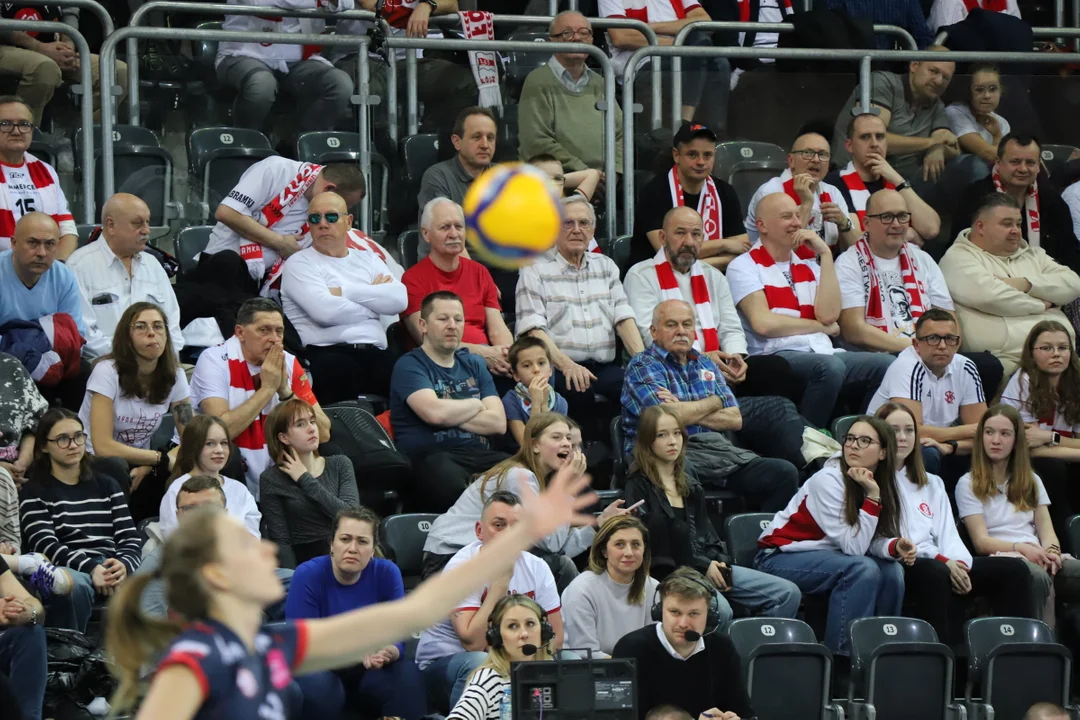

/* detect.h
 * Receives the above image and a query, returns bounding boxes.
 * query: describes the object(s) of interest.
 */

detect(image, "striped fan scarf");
[839,161,894,228]
[239,162,322,282]
[749,243,817,319]
[852,234,926,332]
[992,169,1040,248]
[781,173,831,261]
[653,246,719,352]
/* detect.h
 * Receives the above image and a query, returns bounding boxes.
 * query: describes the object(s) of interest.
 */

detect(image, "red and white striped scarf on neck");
[838,161,895,228]
[669,166,723,239]
[781,173,831,261]
[853,234,927,332]
[652,246,719,352]
[239,162,321,282]
[992,169,1040,248]
[963,0,1007,11]
[749,243,817,319]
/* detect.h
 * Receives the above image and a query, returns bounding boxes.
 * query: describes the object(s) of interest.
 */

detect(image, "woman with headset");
[447,595,556,720]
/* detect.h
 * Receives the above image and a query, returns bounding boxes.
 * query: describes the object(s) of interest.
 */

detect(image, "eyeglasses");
[47,432,87,449]
[549,28,593,41]
[308,212,341,225]
[791,149,831,161]
[917,334,961,347]
[132,321,167,334]
[843,434,879,449]
[563,218,594,230]
[1035,344,1071,355]
[865,211,912,225]
[0,120,34,134]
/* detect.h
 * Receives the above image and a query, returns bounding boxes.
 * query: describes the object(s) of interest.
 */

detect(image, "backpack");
[324,402,411,510]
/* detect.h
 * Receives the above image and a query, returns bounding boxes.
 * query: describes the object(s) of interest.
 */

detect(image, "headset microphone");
[682,630,702,642]
[521,644,539,656]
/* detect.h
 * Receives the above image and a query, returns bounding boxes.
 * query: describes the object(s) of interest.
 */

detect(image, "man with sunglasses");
[280,192,407,404]
[745,127,861,250]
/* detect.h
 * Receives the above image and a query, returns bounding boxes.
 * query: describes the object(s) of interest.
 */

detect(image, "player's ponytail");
[107,507,224,714]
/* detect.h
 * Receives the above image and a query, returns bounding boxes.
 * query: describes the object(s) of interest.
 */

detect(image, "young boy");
[501,336,570,447]
[528,153,602,201]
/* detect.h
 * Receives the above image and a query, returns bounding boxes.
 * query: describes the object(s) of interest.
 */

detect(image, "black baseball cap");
[673,122,717,147]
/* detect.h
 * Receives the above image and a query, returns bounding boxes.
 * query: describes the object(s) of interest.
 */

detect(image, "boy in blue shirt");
[501,336,569,448]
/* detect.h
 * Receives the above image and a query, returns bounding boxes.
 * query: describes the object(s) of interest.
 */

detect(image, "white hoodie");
[870,469,972,567]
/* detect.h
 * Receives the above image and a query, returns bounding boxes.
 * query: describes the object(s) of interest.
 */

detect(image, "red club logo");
[919,502,933,518]
[15,8,44,37]
[944,391,955,404]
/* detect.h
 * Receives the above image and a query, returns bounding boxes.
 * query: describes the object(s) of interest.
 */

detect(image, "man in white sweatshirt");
[281,191,407,404]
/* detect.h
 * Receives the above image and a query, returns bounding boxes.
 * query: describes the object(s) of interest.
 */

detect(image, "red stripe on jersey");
[27,160,55,189]
[0,210,14,238]
[625,6,648,21]
[758,497,825,548]
[292,620,310,670]
[158,653,211,700]
[290,358,317,405]
[861,498,880,517]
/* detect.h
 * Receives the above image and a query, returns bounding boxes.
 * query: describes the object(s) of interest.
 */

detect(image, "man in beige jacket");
[940,193,1080,374]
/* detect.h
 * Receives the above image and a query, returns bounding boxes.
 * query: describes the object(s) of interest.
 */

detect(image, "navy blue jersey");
[156,619,310,720]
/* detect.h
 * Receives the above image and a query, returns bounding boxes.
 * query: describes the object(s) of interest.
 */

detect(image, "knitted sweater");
[517,64,624,174]
[560,570,657,658]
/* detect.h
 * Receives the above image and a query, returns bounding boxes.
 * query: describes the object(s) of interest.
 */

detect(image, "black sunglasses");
[308,212,341,225]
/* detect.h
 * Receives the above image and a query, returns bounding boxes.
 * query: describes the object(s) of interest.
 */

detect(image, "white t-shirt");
[158,473,261,539]
[744,174,852,247]
[204,157,313,268]
[944,103,1012,146]
[1001,370,1080,437]
[0,155,78,251]
[955,471,1050,546]
[726,250,837,356]
[835,244,954,341]
[414,540,561,669]
[740,0,784,52]
[597,0,702,76]
[866,346,984,426]
[79,359,190,454]
[280,245,407,347]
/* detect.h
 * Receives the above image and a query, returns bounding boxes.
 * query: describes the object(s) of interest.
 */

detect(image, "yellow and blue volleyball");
[464,163,564,269]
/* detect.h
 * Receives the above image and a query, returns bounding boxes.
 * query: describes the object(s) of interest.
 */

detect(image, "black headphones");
[650,571,722,636]
[486,596,556,649]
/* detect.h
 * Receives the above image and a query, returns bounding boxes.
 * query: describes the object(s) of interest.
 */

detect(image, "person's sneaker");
[21,553,73,598]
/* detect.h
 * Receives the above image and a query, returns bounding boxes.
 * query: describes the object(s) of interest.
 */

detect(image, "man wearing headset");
[613,568,753,720]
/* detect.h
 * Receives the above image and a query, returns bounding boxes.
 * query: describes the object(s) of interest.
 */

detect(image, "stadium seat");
[729,617,842,720]
[714,141,788,212]
[848,617,961,720]
[74,124,175,226]
[401,133,440,195]
[505,29,548,100]
[398,229,421,269]
[76,224,97,247]
[1068,514,1080,555]
[294,131,390,233]
[174,225,213,274]
[187,127,276,222]
[723,513,773,567]
[1041,144,1079,179]
[610,416,626,488]
[29,127,57,167]
[965,617,1077,719]
[608,234,633,278]
[380,514,438,589]
[830,414,859,441]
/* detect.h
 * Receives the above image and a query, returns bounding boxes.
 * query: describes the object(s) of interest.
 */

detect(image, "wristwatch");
[29,607,38,625]
[895,181,911,192]
[1050,431,1062,447]
[945,440,959,454]
[838,217,853,233]
[422,0,438,10]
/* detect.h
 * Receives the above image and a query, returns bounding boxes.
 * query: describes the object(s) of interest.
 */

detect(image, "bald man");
[280,192,407,404]
[68,193,184,356]
[726,193,895,428]
[1024,703,1069,720]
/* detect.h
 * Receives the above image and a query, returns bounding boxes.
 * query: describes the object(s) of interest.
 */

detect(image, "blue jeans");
[45,568,95,632]
[297,658,427,720]
[775,350,896,429]
[755,549,904,655]
[0,624,47,720]
[421,650,488,712]
[717,566,802,632]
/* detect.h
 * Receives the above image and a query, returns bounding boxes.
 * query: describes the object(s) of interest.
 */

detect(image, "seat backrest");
[1068,514,1080,555]
[730,617,818,651]
[398,230,421,269]
[175,226,214,273]
[192,21,224,81]
[609,235,633,278]
[714,141,788,210]
[296,131,362,165]
[724,513,774,567]
[830,414,859,442]
[967,618,1071,719]
[76,225,98,248]
[401,133,441,187]
[966,617,1056,673]
[850,617,939,668]
[187,127,274,178]
[729,618,832,720]
[30,127,57,167]
[506,30,549,88]
[380,514,438,578]
[610,416,626,488]
[852,618,955,720]
[73,125,163,171]
[1041,144,1078,178]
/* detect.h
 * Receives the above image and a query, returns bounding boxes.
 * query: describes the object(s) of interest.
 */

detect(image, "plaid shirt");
[621,343,739,456]
[516,249,635,364]
[822,0,934,49]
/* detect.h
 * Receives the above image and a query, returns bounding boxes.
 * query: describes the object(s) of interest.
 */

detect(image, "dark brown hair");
[588,515,651,604]
[30,408,92,483]
[178,475,227,507]
[630,405,689,498]
[1017,320,1080,428]
[109,302,179,405]
[169,415,232,486]
[875,402,929,489]
[331,506,384,558]
[265,397,320,463]
[839,416,901,538]
[452,106,497,138]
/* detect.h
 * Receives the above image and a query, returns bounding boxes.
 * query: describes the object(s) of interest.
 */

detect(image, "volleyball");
[464,163,565,269]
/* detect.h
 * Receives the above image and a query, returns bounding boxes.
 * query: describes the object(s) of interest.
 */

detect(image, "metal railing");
[126,1,381,126]
[15,0,114,37]
[382,36,618,238]
[618,45,1080,234]
[0,19,94,224]
[668,20,918,129]
[99,27,379,229]
[936,26,1080,46]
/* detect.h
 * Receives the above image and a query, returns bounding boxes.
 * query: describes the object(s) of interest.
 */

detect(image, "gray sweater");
[259,455,360,568]
[560,570,658,658]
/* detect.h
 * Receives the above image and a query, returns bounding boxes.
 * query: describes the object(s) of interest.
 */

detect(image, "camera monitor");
[511,657,637,720]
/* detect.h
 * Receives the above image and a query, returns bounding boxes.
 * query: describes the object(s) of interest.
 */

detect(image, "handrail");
[99,28,380,230]
[937,26,1080,46]
[423,13,663,132]
[383,36,618,239]
[15,0,114,38]
[669,21,918,130]
[0,19,94,224]
[126,1,380,126]
[619,44,1080,235]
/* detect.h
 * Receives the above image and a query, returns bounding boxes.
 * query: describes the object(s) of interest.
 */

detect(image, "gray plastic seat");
[714,141,788,212]
[174,225,213,274]
[724,513,774,568]
[187,127,276,221]
[380,514,438,589]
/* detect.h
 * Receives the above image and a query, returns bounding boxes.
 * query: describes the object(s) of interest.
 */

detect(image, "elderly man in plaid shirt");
[621,299,798,512]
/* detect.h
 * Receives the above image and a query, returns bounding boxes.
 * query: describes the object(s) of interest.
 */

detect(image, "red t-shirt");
[402,257,501,346]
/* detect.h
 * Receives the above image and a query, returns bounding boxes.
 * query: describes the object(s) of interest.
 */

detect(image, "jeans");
[715,566,802,632]
[406,446,511,513]
[722,457,800,513]
[45,568,95,632]
[296,659,427,720]
[421,650,488,712]
[775,350,896,429]
[755,549,904,655]
[0,624,47,720]
[216,55,353,133]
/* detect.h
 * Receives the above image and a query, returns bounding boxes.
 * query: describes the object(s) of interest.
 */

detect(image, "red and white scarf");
[839,161,895,228]
[239,162,322,282]
[749,243,817,319]
[738,0,793,21]
[0,152,75,250]
[669,167,722,239]
[853,234,927,332]
[653,246,719,352]
[962,0,1007,11]
[460,11,502,109]
[780,171,830,261]
[260,228,386,298]
[992,169,1040,248]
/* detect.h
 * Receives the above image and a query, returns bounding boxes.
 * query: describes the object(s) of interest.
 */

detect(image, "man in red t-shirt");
[402,198,515,378]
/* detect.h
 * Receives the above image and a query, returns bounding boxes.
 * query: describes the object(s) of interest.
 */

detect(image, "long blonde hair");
[630,405,689,497]
[478,413,571,500]
[969,404,1039,511]
[472,595,554,681]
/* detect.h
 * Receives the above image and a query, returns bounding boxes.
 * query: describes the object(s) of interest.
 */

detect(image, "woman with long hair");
[945,63,1011,165]
[874,402,1034,644]
[757,416,904,656]
[955,404,1080,623]
[447,595,556,720]
[20,408,142,632]
[286,507,426,720]
[105,458,594,719]
[159,416,259,539]
[625,405,800,630]
[259,398,360,568]
[80,302,191,520]
[423,413,628,587]
[560,515,658,658]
